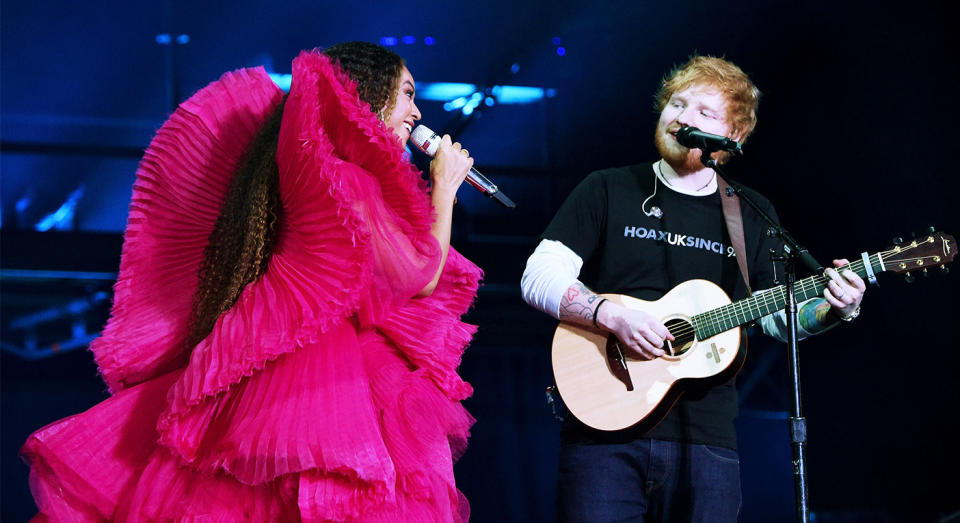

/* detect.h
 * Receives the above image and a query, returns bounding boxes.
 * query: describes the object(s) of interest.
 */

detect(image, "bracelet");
[840,305,861,322]
[592,298,608,328]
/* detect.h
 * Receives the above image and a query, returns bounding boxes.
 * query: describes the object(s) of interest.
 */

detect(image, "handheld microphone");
[676,126,742,154]
[409,125,516,209]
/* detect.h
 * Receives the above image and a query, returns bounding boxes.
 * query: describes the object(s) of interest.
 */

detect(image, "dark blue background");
[3,1,958,521]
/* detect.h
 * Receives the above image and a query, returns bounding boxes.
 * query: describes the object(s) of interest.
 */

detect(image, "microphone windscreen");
[410,125,440,156]
[676,126,698,147]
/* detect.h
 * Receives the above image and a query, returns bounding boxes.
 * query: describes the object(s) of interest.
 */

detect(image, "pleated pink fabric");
[21,50,482,522]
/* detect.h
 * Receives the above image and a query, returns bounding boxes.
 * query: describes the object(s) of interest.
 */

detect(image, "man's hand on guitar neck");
[558,282,674,360]
[822,258,867,322]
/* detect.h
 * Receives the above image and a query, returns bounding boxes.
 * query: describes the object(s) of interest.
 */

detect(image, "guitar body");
[550,230,957,432]
[552,280,742,432]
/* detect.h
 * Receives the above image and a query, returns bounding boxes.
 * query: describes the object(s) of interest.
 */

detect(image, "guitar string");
[671,248,924,339]
[699,255,875,335]
[684,237,933,335]
[702,247,922,334]
[717,247,938,334]
[664,246,938,340]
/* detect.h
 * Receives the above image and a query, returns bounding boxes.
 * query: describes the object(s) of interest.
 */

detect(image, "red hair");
[655,56,761,141]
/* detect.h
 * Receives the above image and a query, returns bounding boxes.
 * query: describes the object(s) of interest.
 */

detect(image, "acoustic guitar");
[551,230,955,431]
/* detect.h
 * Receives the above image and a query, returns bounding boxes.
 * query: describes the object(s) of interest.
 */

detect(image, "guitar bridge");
[605,335,634,391]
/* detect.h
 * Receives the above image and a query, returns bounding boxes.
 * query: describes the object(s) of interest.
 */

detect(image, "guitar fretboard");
[691,254,883,339]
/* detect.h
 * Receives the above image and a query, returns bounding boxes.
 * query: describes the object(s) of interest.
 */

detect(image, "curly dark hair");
[183,98,285,351]
[185,42,404,351]
[323,41,406,119]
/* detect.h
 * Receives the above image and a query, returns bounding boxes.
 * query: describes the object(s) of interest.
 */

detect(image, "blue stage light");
[443,96,469,111]
[268,73,292,92]
[35,187,84,232]
[35,207,68,231]
[556,46,566,56]
[176,34,190,44]
[552,37,562,45]
[510,63,520,74]
[424,36,435,45]
[418,83,478,101]
[16,195,31,213]
[416,83,555,106]
[155,33,172,45]
[402,35,416,44]
[484,96,495,107]
[461,92,484,115]
[380,36,398,46]
[490,85,545,104]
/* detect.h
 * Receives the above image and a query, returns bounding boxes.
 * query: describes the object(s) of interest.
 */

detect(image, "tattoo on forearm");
[559,282,599,323]
[798,299,836,334]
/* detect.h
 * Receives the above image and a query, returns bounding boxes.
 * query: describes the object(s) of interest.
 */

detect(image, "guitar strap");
[716,175,752,295]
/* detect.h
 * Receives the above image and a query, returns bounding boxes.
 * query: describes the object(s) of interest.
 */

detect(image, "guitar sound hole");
[664,318,696,357]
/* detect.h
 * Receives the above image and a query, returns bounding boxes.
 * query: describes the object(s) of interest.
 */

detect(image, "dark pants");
[556,438,741,523]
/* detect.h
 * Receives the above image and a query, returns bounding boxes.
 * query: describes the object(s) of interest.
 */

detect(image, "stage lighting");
[268,73,291,92]
[420,83,478,100]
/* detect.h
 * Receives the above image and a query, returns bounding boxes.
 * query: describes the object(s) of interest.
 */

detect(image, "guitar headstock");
[882,229,955,281]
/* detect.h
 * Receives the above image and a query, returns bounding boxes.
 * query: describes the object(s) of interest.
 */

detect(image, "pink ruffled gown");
[21,50,482,522]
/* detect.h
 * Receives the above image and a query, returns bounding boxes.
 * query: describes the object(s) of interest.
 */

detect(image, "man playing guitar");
[521,56,866,522]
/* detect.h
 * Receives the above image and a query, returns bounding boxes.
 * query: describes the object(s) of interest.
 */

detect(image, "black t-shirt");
[542,162,782,449]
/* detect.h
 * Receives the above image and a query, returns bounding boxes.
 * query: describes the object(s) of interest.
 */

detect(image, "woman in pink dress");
[21,41,483,522]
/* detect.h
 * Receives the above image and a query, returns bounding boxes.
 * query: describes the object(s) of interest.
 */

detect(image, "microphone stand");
[702,152,820,523]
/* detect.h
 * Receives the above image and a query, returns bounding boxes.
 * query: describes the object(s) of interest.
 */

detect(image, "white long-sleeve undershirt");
[520,239,582,319]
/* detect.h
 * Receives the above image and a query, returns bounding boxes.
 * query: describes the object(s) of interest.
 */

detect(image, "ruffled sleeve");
[280,50,445,317]
[91,68,285,393]
[378,248,482,401]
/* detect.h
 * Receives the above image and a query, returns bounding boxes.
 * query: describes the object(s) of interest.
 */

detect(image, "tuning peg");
[905,272,915,283]
[923,268,929,277]
[928,226,936,233]
[893,236,903,244]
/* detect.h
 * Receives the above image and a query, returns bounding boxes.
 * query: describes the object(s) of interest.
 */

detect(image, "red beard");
[654,124,703,173]
[654,124,731,172]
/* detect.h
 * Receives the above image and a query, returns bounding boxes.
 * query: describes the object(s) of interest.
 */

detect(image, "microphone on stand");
[410,125,516,209]
[676,126,742,154]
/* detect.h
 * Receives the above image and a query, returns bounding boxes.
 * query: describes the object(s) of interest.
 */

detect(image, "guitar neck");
[693,252,884,339]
